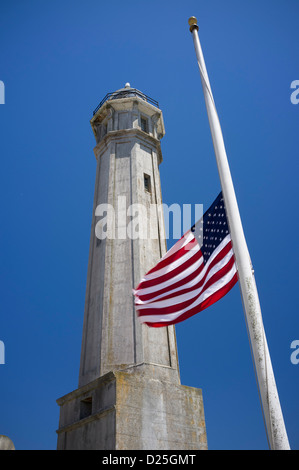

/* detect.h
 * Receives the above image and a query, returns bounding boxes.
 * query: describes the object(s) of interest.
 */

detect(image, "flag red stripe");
[137,240,233,300]
[136,248,203,291]
[145,235,198,276]
[138,253,235,305]
[142,272,238,327]
[137,255,235,316]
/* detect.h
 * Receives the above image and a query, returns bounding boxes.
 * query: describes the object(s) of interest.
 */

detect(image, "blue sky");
[0,0,298,450]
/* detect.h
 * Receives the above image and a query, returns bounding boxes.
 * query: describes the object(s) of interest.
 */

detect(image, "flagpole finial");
[188,16,199,33]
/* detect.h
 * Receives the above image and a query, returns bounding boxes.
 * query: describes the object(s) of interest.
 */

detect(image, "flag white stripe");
[137,237,200,282]
[137,263,237,324]
[135,255,204,297]
[135,234,231,296]
[135,247,234,308]
[159,230,194,261]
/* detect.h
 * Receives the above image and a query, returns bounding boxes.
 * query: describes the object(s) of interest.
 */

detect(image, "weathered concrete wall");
[57,368,207,450]
[78,95,180,389]
[57,373,116,450]
[115,369,207,450]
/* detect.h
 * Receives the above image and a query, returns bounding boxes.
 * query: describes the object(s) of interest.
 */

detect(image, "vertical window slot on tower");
[141,116,148,133]
[144,174,151,193]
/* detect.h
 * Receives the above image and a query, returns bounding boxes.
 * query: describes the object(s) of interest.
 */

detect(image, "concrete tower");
[56,84,207,450]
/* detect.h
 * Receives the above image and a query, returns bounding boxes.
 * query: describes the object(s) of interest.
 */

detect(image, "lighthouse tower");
[56,84,207,450]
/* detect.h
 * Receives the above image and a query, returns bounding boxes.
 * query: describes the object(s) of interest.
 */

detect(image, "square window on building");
[80,397,92,420]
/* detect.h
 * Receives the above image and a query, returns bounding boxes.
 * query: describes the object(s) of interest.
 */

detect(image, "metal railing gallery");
[93,89,159,116]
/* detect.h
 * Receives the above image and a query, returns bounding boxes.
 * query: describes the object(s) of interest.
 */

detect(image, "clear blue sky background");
[0,0,298,450]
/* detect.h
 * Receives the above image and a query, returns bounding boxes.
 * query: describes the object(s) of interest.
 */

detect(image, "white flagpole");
[188,16,290,450]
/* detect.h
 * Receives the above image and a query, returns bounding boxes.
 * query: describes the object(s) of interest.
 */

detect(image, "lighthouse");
[56,84,207,450]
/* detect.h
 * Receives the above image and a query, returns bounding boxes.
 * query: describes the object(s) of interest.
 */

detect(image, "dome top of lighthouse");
[92,84,159,116]
[108,83,147,102]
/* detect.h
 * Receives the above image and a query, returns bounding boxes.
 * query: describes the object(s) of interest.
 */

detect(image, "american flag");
[133,192,238,327]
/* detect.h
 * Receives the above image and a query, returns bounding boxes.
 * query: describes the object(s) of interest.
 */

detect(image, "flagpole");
[188,16,290,450]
